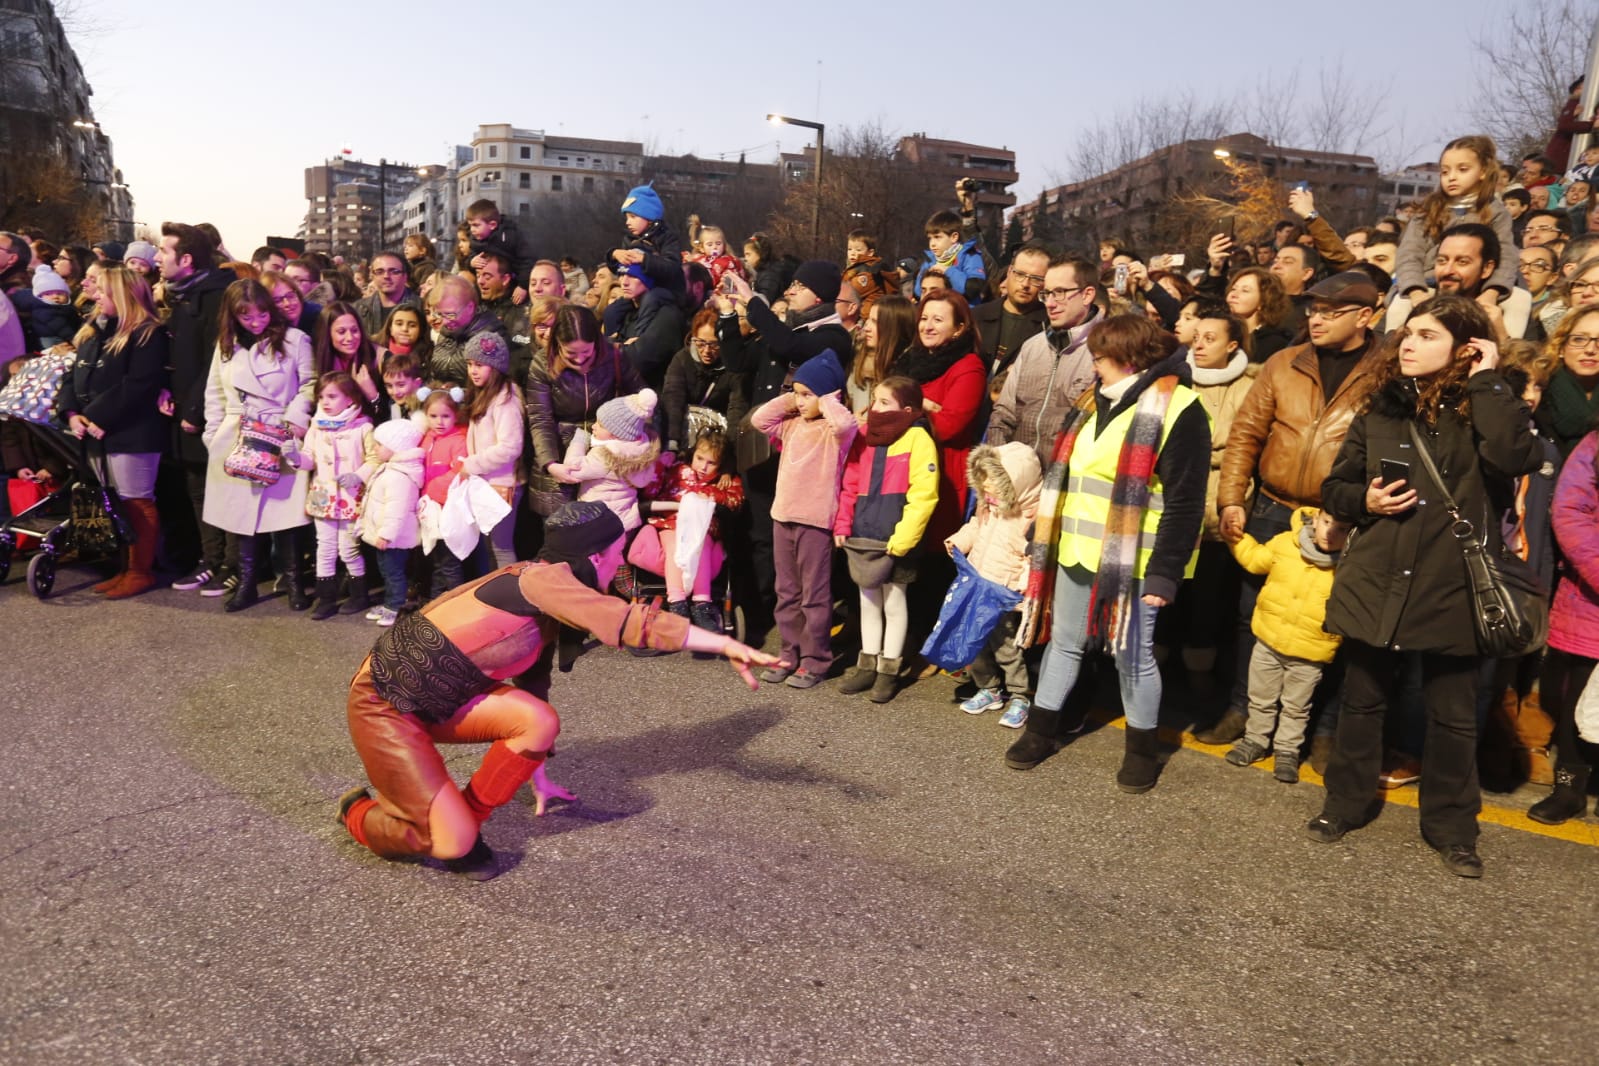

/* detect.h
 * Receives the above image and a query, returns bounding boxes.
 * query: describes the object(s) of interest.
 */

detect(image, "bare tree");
[1302,62,1392,155]
[1470,0,1598,159]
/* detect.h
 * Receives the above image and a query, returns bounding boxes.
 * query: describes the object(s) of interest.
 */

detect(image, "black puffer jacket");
[660,345,748,451]
[524,345,647,492]
[1322,372,1543,655]
[166,268,232,462]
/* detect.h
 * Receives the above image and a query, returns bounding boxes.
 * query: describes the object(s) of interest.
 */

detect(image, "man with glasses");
[986,254,1100,471]
[974,242,1050,381]
[1384,223,1529,340]
[427,275,507,385]
[1521,210,1571,254]
[1203,271,1386,754]
[355,251,418,336]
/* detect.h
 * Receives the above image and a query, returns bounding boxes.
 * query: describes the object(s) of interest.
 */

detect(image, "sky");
[61,0,1531,254]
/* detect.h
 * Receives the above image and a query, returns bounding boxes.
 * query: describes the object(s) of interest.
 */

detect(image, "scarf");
[1543,367,1599,449]
[1298,523,1337,568]
[893,337,973,386]
[1017,374,1181,652]
[312,402,369,434]
[786,303,842,333]
[863,407,923,447]
[1186,350,1248,386]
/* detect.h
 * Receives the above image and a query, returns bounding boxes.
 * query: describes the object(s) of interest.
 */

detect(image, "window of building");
[519,173,531,189]
[520,146,531,160]
[551,175,563,191]
[518,202,531,214]
[489,145,498,158]
[583,176,594,193]
[558,156,568,165]
[614,179,625,193]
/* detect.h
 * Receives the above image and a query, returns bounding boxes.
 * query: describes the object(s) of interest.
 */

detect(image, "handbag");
[224,417,291,486]
[1406,423,1548,658]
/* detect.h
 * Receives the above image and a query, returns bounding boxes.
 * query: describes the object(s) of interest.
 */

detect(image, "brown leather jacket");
[1217,340,1385,510]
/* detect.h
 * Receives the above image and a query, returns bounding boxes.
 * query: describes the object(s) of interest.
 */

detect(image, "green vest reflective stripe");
[1058,386,1203,579]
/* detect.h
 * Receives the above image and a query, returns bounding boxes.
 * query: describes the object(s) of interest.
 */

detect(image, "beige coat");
[201,328,315,535]
[1189,353,1256,540]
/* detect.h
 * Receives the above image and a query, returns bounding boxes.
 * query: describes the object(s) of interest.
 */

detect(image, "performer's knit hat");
[596,388,656,442]
[538,501,625,588]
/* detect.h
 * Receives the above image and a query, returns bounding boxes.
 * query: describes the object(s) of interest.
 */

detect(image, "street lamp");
[768,113,825,255]
[1213,148,1231,160]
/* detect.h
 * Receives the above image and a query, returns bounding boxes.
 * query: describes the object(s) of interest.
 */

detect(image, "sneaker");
[960,688,1005,715]
[1305,813,1354,844]
[997,696,1031,729]
[1273,752,1300,784]
[365,605,385,620]
[1378,754,1421,789]
[1435,842,1484,879]
[371,606,398,627]
[172,567,213,591]
[759,666,794,684]
[785,668,823,689]
[1225,739,1269,767]
[690,600,722,632]
[199,571,235,597]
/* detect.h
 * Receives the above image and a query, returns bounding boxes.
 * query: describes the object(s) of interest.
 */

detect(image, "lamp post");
[768,113,824,255]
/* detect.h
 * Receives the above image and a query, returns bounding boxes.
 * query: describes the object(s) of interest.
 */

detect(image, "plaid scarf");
[1017,374,1181,652]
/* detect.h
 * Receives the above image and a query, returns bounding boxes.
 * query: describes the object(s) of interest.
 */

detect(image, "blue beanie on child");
[620,184,664,222]
[792,349,846,399]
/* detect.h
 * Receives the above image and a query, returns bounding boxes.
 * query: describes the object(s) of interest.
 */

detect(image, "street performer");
[336,500,781,880]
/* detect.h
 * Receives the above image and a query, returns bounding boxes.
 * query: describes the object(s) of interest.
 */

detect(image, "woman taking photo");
[1006,315,1210,789]
[524,304,647,521]
[55,266,171,598]
[201,279,316,612]
[1225,266,1297,363]
[1311,295,1542,877]
[661,307,748,454]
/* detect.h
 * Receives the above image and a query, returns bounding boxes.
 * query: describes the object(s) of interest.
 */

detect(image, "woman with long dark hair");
[313,300,384,422]
[1310,295,1542,877]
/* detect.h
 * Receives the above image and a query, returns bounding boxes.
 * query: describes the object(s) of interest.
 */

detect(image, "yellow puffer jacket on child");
[1230,508,1343,663]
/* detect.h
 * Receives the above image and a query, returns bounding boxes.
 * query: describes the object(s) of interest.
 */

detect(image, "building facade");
[0,0,134,241]
[454,124,643,223]
[301,156,422,260]
[389,146,472,255]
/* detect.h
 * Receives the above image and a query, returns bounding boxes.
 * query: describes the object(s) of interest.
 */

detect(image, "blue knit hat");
[620,184,664,222]
[619,262,655,289]
[792,349,845,399]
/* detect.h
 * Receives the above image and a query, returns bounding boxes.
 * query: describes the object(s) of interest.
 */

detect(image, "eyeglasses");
[1044,286,1084,301]
[436,305,467,322]
[371,267,407,276]
[1519,261,1554,273]
[1524,223,1561,234]
[1570,280,1599,294]
[1307,305,1361,320]
[1564,334,1599,348]
[1010,270,1047,287]
[693,338,721,353]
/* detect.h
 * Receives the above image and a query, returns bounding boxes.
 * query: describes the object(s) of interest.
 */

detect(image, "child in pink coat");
[417,386,469,595]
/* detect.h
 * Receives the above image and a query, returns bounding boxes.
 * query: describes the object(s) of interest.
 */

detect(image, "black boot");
[339,573,370,614]
[277,531,311,611]
[1117,726,1162,794]
[1527,766,1591,825]
[837,652,878,695]
[311,577,340,621]
[1005,707,1063,770]
[224,536,260,613]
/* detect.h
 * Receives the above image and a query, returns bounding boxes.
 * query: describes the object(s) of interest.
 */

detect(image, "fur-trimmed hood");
[966,441,1042,519]
[595,434,662,480]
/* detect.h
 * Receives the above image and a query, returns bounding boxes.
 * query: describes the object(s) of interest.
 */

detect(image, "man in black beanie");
[335,501,781,880]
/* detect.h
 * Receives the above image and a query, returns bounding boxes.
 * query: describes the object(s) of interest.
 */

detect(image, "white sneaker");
[997,697,1031,729]
[371,606,398,627]
[364,606,384,620]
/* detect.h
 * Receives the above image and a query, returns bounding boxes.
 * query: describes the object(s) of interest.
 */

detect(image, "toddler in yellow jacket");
[1226,508,1352,782]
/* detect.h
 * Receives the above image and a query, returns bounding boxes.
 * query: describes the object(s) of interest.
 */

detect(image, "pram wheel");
[27,551,56,598]
[0,534,12,583]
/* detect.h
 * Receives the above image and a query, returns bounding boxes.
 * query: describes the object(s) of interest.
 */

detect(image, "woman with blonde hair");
[54,266,171,597]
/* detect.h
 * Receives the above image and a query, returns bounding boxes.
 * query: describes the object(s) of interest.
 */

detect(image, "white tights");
[859,581,909,660]
[314,516,365,578]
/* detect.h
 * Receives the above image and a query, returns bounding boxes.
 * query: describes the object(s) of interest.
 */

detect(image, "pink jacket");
[564,432,662,532]
[421,426,469,505]
[1550,431,1599,659]
[361,447,425,550]
[461,386,524,488]
[751,390,857,529]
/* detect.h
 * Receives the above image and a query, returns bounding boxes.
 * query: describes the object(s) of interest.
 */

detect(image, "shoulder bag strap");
[1407,421,1480,546]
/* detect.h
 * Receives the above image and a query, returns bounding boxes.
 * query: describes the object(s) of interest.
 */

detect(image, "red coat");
[919,352,986,543]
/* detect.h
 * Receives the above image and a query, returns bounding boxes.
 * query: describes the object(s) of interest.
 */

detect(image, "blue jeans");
[377,548,410,611]
[1034,564,1162,729]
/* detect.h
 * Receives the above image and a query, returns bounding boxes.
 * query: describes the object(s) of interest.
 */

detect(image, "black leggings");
[1542,648,1598,773]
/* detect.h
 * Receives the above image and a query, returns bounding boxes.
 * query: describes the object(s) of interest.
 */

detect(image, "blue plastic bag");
[920,548,1023,670]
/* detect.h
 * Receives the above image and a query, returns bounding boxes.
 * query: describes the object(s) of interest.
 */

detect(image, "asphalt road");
[2,568,1595,1065]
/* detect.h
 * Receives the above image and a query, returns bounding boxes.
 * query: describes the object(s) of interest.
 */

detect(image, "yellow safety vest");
[1057,386,1204,579]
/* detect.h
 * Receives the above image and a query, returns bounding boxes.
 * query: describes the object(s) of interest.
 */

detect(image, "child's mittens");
[336,472,364,492]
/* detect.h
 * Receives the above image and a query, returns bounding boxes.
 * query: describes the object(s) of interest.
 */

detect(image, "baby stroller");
[0,375,129,598]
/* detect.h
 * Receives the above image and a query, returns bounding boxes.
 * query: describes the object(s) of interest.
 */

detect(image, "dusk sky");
[65,0,1534,252]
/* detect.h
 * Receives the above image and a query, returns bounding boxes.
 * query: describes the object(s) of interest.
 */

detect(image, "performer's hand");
[531,764,576,816]
[723,638,783,691]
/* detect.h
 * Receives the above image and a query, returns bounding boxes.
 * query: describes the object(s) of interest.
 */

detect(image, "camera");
[958,177,978,194]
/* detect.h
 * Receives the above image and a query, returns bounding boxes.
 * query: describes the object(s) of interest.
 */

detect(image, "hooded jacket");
[362,446,425,550]
[294,404,378,520]
[1187,350,1257,538]
[947,442,1043,591]
[1230,508,1342,662]
[563,431,662,532]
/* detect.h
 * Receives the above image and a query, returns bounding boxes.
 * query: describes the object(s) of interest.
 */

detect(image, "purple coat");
[1550,431,1599,660]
